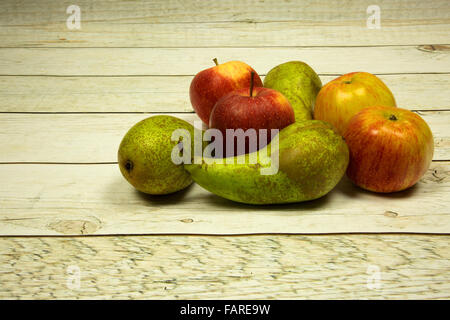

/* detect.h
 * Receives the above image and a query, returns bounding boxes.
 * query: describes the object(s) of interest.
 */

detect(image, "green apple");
[264,61,322,121]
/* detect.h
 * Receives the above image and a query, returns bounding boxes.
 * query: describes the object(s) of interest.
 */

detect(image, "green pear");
[184,120,349,205]
[118,115,198,195]
[264,61,322,121]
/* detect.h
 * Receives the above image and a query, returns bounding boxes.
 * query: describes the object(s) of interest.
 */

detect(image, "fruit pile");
[118,60,434,205]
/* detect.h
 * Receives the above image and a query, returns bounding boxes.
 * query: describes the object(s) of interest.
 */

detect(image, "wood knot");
[418,45,450,53]
[384,210,398,218]
[432,168,445,182]
[48,219,100,235]
[180,218,194,223]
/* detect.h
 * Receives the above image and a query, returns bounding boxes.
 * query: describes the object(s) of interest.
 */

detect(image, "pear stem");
[250,71,255,97]
[389,114,398,121]
[213,58,219,66]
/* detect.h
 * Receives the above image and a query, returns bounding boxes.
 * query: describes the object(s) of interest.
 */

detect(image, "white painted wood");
[1,234,449,299]
[0,111,447,163]
[0,0,449,300]
[0,162,448,236]
[0,0,448,47]
[0,46,448,76]
[2,21,448,48]
[2,0,447,24]
[1,74,448,113]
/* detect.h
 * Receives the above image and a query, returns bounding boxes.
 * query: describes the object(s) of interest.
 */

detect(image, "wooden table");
[0,0,449,299]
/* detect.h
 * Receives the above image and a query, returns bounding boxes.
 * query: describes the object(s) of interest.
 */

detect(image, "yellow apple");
[314,72,396,135]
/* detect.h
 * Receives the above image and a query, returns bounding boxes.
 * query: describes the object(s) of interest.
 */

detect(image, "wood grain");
[0,46,449,76]
[0,111,448,163]
[2,0,447,24]
[0,234,449,299]
[0,161,448,236]
[0,0,449,300]
[1,74,449,113]
[0,0,448,47]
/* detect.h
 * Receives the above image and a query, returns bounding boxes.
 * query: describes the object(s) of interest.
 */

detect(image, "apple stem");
[213,58,219,66]
[389,114,398,121]
[250,71,255,97]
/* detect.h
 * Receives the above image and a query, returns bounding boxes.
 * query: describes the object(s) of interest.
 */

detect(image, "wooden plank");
[0,0,449,47]
[2,0,448,25]
[2,20,448,48]
[0,234,449,299]
[0,113,201,163]
[1,74,449,113]
[0,46,449,76]
[0,111,448,163]
[0,161,448,236]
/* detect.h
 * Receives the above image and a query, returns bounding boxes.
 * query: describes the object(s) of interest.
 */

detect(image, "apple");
[344,105,434,193]
[190,58,263,125]
[314,72,396,135]
[209,72,295,156]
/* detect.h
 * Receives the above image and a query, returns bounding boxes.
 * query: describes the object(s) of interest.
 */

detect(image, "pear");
[184,120,349,205]
[264,61,322,121]
[118,115,197,195]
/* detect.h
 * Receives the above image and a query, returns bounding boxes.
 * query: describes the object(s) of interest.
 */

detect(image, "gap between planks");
[0,160,447,165]
[1,45,449,49]
[0,72,449,76]
[0,231,449,238]
[1,110,450,114]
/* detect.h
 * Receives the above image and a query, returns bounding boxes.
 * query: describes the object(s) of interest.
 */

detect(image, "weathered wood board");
[1,74,449,113]
[0,161,448,236]
[1,234,449,299]
[0,111,448,163]
[0,0,449,299]
[0,0,448,47]
[1,46,449,76]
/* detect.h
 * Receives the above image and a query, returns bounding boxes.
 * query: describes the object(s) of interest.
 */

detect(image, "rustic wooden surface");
[0,0,448,47]
[0,0,449,299]
[1,74,449,113]
[1,46,449,76]
[1,235,449,299]
[1,111,449,163]
[0,162,448,236]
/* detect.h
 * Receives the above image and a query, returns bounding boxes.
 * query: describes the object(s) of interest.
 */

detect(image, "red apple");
[190,59,263,125]
[209,72,295,156]
[344,105,434,193]
[314,72,396,135]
